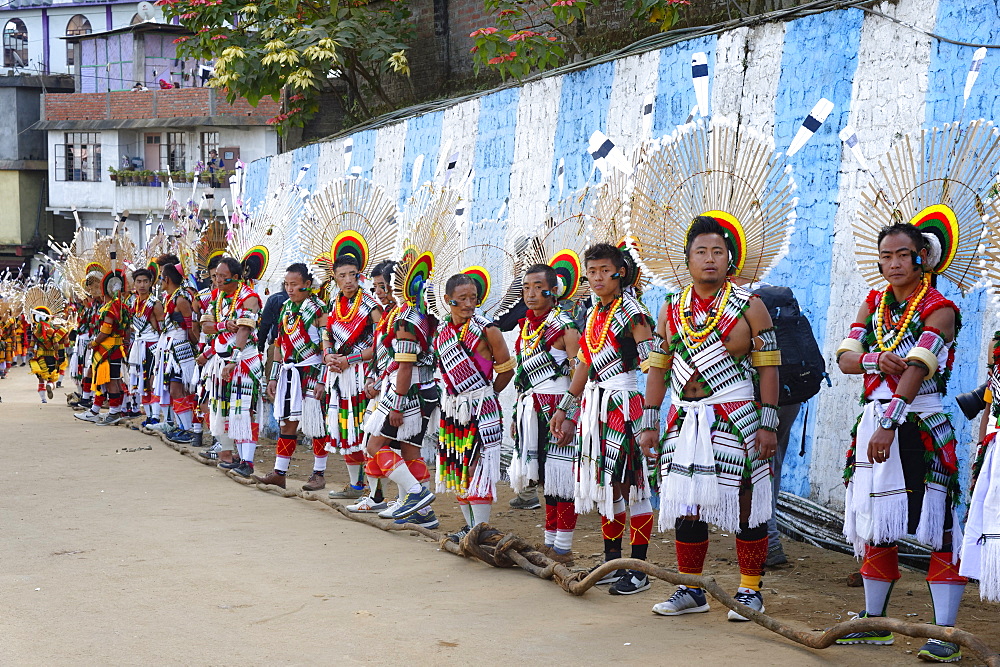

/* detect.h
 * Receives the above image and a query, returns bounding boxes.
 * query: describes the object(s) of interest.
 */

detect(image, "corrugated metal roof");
[30,117,269,131]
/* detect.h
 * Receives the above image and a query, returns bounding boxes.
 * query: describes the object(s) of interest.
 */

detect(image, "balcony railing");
[109,170,231,188]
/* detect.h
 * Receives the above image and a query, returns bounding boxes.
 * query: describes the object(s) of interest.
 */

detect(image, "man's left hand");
[222,362,236,382]
[755,429,778,459]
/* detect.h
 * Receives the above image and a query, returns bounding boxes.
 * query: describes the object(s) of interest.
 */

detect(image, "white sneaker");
[727,589,764,622]
[74,411,100,423]
[377,499,402,518]
[652,587,711,616]
[148,421,176,433]
[347,496,390,513]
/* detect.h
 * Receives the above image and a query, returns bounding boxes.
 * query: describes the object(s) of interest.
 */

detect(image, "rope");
[134,417,1000,665]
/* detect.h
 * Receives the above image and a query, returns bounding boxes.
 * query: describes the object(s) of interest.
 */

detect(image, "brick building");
[31,23,280,242]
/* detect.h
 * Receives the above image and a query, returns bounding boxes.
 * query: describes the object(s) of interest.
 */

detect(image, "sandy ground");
[1,368,997,666]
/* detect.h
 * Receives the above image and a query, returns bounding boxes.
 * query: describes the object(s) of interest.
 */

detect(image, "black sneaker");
[218,459,243,470]
[917,638,961,663]
[447,525,471,543]
[230,462,254,478]
[835,611,894,645]
[609,569,651,595]
[590,564,627,586]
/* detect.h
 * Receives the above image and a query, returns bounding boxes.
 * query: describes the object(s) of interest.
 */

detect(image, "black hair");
[131,268,153,281]
[372,260,396,283]
[333,254,360,271]
[156,253,183,286]
[524,263,558,290]
[217,256,243,278]
[445,273,477,297]
[583,243,625,270]
[684,216,735,261]
[207,254,223,272]
[285,262,313,283]
[877,223,926,254]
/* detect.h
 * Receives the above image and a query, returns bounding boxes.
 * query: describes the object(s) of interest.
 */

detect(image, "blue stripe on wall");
[767,8,863,497]
[398,111,444,209]
[242,155,272,210]
[652,35,717,138]
[290,142,320,194]
[925,2,1000,496]
[548,61,615,206]
[471,87,520,231]
[351,128,378,181]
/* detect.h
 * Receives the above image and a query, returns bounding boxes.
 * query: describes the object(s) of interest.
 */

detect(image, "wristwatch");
[878,417,898,431]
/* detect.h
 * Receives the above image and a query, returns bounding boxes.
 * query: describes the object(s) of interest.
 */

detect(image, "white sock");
[471,502,492,527]
[38,390,47,400]
[928,582,965,627]
[346,463,363,488]
[612,496,626,516]
[366,475,381,498]
[313,455,328,473]
[544,529,556,546]
[458,502,474,526]
[863,578,895,616]
[554,530,574,552]
[386,463,420,493]
[275,456,291,473]
[175,409,193,431]
[239,442,257,465]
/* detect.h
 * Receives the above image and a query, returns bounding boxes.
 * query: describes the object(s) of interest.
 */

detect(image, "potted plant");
[171,170,186,183]
[108,166,118,182]
[138,170,153,185]
[117,169,135,185]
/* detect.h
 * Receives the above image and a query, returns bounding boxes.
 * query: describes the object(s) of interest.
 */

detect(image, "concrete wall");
[0,169,48,245]
[245,0,1000,509]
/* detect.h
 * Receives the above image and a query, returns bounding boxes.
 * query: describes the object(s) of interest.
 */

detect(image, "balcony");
[109,169,232,188]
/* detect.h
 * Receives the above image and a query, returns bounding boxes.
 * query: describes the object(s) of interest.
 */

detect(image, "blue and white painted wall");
[244,0,1000,510]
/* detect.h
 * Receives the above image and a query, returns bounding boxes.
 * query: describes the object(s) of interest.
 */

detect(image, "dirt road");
[0,370,989,665]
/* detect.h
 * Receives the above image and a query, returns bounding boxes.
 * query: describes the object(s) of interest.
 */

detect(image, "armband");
[494,358,515,374]
[860,352,882,374]
[557,392,579,414]
[269,363,279,381]
[395,352,418,363]
[905,330,945,378]
[577,349,587,363]
[387,390,408,412]
[640,406,660,432]
[759,403,779,432]
[986,387,994,404]
[882,394,909,426]
[100,322,113,335]
[753,327,779,352]
[236,316,257,329]
[642,350,670,372]
[395,339,419,357]
[321,329,331,341]
[836,325,866,360]
[347,352,363,366]
[751,350,782,367]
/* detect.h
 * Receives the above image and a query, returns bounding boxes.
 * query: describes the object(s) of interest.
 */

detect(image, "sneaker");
[509,494,541,510]
[390,487,435,519]
[653,586,711,616]
[201,442,223,460]
[74,411,100,423]
[377,499,402,518]
[98,412,124,426]
[609,569,651,596]
[218,458,243,470]
[395,510,440,529]
[41,398,48,404]
[55,381,62,388]
[74,398,93,411]
[167,429,196,445]
[347,496,390,513]
[140,417,160,428]
[46,384,54,399]
[728,589,765,621]
[835,611,894,645]
[230,462,254,478]
[917,638,962,663]
[447,525,471,543]
[328,485,367,500]
[589,564,627,586]
[766,544,788,567]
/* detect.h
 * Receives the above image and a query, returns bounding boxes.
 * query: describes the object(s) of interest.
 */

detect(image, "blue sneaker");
[167,429,196,445]
[389,487,435,519]
[394,510,439,529]
[140,417,160,428]
[835,611,894,645]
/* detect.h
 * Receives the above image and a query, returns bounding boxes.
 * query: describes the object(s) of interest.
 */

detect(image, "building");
[32,23,281,242]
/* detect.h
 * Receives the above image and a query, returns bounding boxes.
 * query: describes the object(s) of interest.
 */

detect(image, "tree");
[158,0,416,131]
[470,0,689,79]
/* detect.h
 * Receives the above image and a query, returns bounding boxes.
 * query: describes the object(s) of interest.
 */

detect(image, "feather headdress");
[852,120,1000,293]
[626,117,798,289]
[227,183,302,294]
[23,283,66,322]
[301,177,397,285]
[431,215,518,320]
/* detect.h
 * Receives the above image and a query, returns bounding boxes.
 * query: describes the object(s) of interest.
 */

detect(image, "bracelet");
[269,363,279,381]
[557,392,579,414]
[751,350,782,367]
[494,358,515,374]
[860,352,882,373]
[759,403,779,432]
[882,394,908,426]
[387,390,408,412]
[640,405,661,432]
[347,352,363,366]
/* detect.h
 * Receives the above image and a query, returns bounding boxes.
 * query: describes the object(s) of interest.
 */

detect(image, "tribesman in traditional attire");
[201,256,264,470]
[505,203,587,561]
[12,310,27,366]
[71,275,104,411]
[255,263,329,487]
[0,295,16,378]
[24,285,70,403]
[153,255,199,440]
[125,268,164,426]
[550,243,655,595]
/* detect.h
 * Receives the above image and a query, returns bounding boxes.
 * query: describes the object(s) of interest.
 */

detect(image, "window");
[3,19,27,68]
[55,132,102,182]
[66,15,92,73]
[200,132,219,163]
[166,132,186,171]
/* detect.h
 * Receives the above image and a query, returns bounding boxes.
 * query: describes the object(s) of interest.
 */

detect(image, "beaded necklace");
[281,301,301,336]
[679,281,731,345]
[875,274,930,353]
[335,290,362,323]
[586,297,620,354]
[520,309,550,353]
[380,305,400,338]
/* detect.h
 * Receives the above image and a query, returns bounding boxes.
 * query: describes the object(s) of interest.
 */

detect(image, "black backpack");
[753,285,827,406]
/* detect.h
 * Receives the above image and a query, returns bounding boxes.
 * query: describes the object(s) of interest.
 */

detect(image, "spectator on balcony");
[207,150,225,188]
[131,82,148,92]
[158,79,172,90]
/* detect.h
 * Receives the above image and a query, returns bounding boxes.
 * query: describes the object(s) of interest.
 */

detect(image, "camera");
[955,381,990,420]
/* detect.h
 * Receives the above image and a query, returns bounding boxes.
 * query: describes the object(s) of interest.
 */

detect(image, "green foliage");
[470,0,689,79]
[157,0,417,131]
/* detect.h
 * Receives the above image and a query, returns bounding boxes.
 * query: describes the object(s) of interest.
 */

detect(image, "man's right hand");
[877,351,909,375]
[266,379,276,402]
[196,353,207,366]
[389,408,403,427]
[638,430,659,459]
